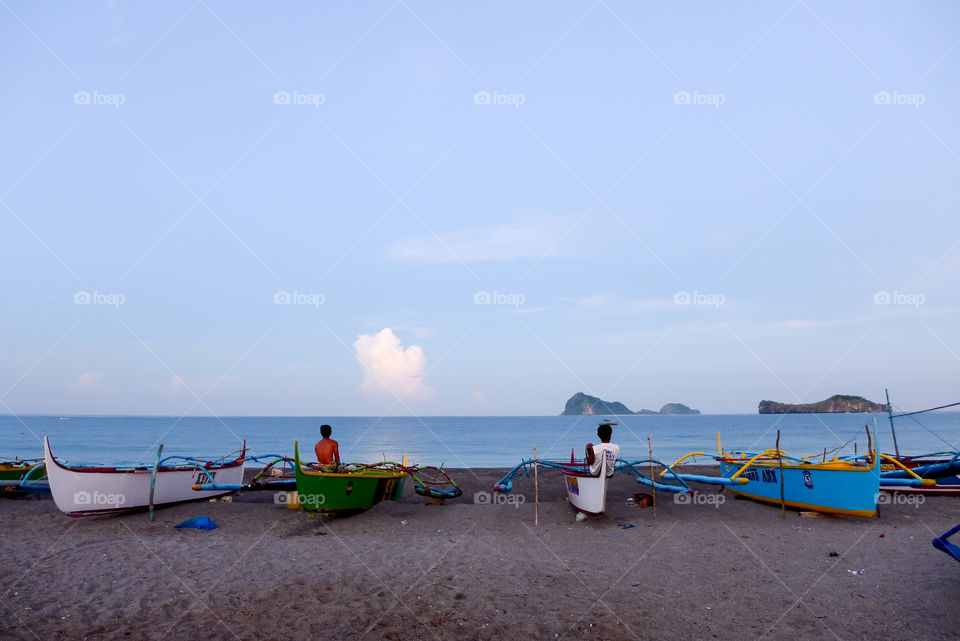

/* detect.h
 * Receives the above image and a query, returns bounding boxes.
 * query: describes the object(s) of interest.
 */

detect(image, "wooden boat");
[293,441,406,515]
[665,423,929,518]
[560,455,610,515]
[0,459,48,495]
[44,436,246,516]
[0,459,43,481]
[879,390,960,495]
[933,523,960,564]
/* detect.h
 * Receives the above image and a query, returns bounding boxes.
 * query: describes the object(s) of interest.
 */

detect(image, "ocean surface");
[2,413,959,469]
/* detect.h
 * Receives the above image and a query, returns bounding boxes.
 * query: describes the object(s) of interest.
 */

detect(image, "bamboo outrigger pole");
[533,444,539,527]
[886,388,901,460]
[776,430,785,520]
[648,436,656,519]
[149,444,163,521]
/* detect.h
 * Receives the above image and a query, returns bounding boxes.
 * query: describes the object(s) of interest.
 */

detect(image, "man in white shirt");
[587,423,619,477]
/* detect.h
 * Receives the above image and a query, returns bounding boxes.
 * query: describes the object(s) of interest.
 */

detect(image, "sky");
[1,1,959,417]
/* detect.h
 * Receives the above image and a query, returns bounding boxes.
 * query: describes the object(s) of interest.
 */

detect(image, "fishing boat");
[0,459,48,495]
[44,436,246,517]
[665,422,929,518]
[879,390,960,495]
[291,441,461,515]
[933,524,960,564]
[559,455,610,515]
[191,445,461,514]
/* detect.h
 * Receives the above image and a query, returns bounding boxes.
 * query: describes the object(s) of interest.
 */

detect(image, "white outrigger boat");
[559,455,610,515]
[44,436,246,517]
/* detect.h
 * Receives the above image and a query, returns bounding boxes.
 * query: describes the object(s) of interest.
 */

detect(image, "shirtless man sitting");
[314,424,341,472]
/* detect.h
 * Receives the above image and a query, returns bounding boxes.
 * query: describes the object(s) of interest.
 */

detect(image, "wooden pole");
[648,436,656,519]
[886,388,901,460]
[777,430,785,520]
[533,444,539,527]
[149,443,163,521]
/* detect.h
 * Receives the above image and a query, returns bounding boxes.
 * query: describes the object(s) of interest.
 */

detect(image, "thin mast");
[886,388,900,459]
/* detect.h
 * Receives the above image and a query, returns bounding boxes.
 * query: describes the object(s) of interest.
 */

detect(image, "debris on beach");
[174,516,217,530]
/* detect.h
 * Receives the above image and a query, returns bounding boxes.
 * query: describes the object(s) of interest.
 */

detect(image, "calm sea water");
[2,413,958,469]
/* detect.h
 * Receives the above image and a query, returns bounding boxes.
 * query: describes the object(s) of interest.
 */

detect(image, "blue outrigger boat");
[662,420,931,518]
[933,524,960,564]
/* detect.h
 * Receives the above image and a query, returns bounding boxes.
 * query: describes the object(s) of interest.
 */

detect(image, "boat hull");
[44,437,245,516]
[718,458,880,518]
[561,469,609,515]
[293,441,405,514]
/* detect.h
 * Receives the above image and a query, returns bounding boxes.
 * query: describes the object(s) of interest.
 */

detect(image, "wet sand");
[1,466,958,640]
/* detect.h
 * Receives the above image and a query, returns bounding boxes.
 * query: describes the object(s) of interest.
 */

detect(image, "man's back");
[315,438,339,465]
[589,442,619,477]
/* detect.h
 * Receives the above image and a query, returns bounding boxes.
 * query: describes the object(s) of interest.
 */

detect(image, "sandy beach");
[1,467,958,641]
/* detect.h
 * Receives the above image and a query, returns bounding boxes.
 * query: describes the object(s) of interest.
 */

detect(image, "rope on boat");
[889,400,959,450]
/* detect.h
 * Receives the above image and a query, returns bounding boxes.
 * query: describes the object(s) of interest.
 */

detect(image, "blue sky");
[1,1,959,416]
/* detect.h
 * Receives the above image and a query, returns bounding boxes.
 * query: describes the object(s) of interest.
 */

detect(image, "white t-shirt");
[589,442,619,477]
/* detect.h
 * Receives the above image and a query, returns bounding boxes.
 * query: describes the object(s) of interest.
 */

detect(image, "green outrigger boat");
[0,459,48,495]
[293,441,407,514]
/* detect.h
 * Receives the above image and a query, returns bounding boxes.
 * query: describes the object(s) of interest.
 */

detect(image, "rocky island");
[758,394,888,414]
[561,392,700,416]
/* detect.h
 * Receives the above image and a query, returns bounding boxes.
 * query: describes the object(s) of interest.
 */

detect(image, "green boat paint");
[293,440,405,514]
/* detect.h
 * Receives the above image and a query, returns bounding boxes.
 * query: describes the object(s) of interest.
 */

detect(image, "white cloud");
[69,372,102,394]
[387,215,578,263]
[353,328,435,400]
[169,375,188,394]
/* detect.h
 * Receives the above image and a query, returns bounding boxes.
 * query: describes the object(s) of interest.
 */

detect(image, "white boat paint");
[561,455,609,515]
[44,436,245,516]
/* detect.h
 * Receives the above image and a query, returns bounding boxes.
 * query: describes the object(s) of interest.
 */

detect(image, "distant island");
[561,392,700,416]
[758,395,888,414]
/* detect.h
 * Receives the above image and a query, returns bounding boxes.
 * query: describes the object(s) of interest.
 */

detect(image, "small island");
[561,392,700,416]
[758,394,888,414]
